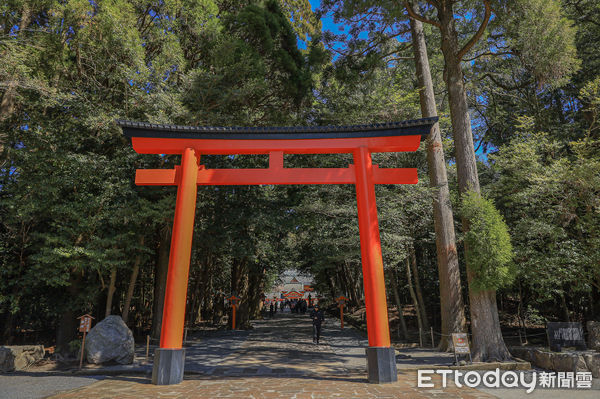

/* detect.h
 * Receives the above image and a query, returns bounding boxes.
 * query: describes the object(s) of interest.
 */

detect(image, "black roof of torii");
[117,117,438,140]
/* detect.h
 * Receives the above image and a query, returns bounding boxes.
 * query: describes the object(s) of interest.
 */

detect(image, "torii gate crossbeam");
[119,118,437,385]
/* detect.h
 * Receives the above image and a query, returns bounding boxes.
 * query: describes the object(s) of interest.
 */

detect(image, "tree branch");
[457,0,492,61]
[403,1,441,29]
[481,73,532,91]
[463,51,512,62]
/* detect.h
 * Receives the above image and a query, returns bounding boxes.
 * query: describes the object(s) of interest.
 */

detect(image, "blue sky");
[306,0,490,161]
[309,0,336,31]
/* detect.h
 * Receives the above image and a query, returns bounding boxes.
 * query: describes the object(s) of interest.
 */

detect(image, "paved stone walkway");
[48,373,493,398]
[45,312,494,398]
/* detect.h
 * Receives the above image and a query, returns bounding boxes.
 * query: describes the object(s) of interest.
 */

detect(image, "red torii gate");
[119,118,436,385]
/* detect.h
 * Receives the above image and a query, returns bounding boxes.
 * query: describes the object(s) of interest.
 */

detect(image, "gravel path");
[0,373,105,399]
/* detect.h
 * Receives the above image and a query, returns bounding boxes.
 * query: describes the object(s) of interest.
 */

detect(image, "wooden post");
[77,314,94,369]
[228,296,239,330]
[232,305,237,330]
[146,335,150,360]
[336,296,348,330]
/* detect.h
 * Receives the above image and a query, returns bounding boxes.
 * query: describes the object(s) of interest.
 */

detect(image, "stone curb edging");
[396,361,531,371]
[510,346,600,378]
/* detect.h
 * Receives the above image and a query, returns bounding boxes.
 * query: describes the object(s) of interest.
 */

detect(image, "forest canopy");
[0,0,598,357]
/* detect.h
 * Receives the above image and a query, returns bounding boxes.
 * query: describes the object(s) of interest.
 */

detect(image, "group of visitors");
[291,298,308,313]
[268,301,278,318]
[266,298,309,316]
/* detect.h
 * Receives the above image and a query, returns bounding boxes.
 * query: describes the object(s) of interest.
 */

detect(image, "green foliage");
[460,191,515,292]
[500,0,580,88]
[279,0,322,41]
[486,117,600,308]
[184,0,322,125]
[579,76,600,137]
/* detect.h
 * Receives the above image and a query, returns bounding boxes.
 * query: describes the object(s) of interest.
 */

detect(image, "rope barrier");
[430,330,548,338]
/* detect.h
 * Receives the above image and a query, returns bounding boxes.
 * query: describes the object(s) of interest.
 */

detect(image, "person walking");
[310,304,324,344]
[269,302,274,318]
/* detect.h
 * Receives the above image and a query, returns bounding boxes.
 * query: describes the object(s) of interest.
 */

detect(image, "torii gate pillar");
[152,147,198,385]
[354,147,397,382]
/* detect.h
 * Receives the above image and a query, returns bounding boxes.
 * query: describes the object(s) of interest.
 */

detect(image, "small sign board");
[336,296,349,306]
[451,332,472,365]
[77,314,94,369]
[452,333,470,354]
[77,314,94,333]
[547,322,587,351]
[228,295,240,306]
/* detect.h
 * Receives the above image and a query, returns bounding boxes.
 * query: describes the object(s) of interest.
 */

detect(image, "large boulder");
[583,353,600,379]
[85,315,134,365]
[552,352,588,373]
[509,346,534,363]
[587,321,600,351]
[532,349,554,370]
[1,345,44,371]
[0,347,15,372]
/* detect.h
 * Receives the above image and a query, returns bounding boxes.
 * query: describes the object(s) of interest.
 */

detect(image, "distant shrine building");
[264,273,318,304]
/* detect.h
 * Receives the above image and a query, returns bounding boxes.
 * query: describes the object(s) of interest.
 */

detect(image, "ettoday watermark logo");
[417,369,593,393]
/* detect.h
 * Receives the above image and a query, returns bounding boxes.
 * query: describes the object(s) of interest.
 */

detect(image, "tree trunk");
[409,12,465,351]
[517,281,528,344]
[56,273,82,354]
[202,255,215,322]
[353,265,362,306]
[230,257,249,329]
[409,244,430,333]
[343,261,360,308]
[188,267,202,324]
[2,312,14,345]
[435,1,511,362]
[152,228,171,340]
[248,266,265,319]
[560,291,570,322]
[406,258,424,346]
[0,3,31,120]
[56,309,78,355]
[389,268,409,341]
[122,236,144,324]
[438,4,480,195]
[0,4,32,156]
[326,271,337,299]
[104,267,117,318]
[337,268,348,298]
[591,285,599,320]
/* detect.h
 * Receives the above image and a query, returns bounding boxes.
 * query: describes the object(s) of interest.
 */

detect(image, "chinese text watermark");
[417,369,593,393]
